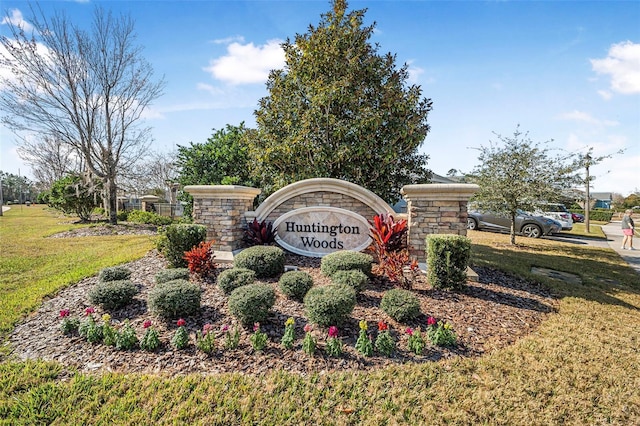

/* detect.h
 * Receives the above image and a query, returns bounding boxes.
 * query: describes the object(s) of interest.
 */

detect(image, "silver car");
[466,209,562,238]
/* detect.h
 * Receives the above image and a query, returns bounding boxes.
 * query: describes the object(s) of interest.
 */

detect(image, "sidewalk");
[601,221,640,275]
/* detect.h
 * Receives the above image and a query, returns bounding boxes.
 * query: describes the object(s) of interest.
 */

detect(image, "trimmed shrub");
[304,284,356,326]
[320,251,373,277]
[279,271,314,301]
[228,284,276,326]
[218,268,256,294]
[155,268,190,284]
[425,234,471,291]
[380,289,421,322]
[88,280,138,311]
[330,269,368,293]
[164,224,207,268]
[234,245,285,278]
[98,266,131,282]
[148,279,202,318]
[116,210,129,221]
[127,210,173,226]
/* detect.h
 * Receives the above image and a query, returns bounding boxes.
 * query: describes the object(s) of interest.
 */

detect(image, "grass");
[1,208,639,424]
[561,221,607,239]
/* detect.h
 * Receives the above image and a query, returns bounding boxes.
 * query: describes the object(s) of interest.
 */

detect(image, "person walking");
[621,209,635,250]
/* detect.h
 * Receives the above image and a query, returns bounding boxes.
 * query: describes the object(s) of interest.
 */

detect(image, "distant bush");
[217,268,256,294]
[320,251,372,277]
[234,246,285,278]
[163,224,207,268]
[98,266,131,282]
[148,279,202,318]
[304,284,356,326]
[589,210,615,222]
[425,234,471,291]
[228,284,276,326]
[279,271,314,301]
[116,210,129,222]
[88,280,138,311]
[155,268,190,284]
[330,269,368,293]
[127,210,173,226]
[380,289,420,322]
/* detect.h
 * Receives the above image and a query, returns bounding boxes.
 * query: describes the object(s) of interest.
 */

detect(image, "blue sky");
[1,0,639,196]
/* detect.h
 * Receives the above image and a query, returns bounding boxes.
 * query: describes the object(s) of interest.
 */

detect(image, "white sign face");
[273,207,372,257]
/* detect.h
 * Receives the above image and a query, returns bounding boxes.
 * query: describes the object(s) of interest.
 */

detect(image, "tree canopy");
[245,0,432,203]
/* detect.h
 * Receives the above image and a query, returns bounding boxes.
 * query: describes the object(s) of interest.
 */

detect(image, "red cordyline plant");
[244,218,277,246]
[183,241,216,278]
[368,214,416,288]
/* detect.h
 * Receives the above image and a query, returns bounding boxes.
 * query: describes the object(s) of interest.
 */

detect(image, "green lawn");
[1,207,639,425]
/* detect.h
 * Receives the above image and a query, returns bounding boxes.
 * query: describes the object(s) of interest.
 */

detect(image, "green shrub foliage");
[148,279,202,318]
[217,268,256,294]
[127,210,173,226]
[88,280,138,311]
[304,284,356,326]
[228,284,276,326]
[330,269,368,293]
[164,224,207,268]
[279,271,314,301]
[98,266,131,282]
[155,268,191,284]
[425,234,471,290]
[380,289,421,322]
[320,251,372,277]
[234,245,285,278]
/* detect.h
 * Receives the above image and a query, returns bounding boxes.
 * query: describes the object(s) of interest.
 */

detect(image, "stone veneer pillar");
[401,184,479,262]
[184,185,261,252]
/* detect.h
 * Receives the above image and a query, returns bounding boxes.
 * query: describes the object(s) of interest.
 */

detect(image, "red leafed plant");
[369,214,415,288]
[183,241,216,278]
[244,219,277,246]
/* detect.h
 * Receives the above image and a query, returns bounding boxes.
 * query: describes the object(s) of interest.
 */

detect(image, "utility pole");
[584,152,592,233]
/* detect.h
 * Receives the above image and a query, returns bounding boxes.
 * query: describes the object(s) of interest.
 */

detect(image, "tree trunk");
[108,176,118,225]
[510,213,517,245]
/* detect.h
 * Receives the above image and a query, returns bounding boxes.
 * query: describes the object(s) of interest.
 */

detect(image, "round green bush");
[88,280,138,311]
[127,210,173,226]
[155,268,190,284]
[227,284,276,326]
[217,268,256,294]
[304,284,356,326]
[330,269,368,293]
[380,289,421,322]
[320,251,373,277]
[278,271,314,301]
[234,246,285,278]
[98,266,131,282]
[148,279,202,318]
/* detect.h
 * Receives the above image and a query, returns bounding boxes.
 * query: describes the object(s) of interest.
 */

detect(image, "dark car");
[467,209,562,238]
[571,212,584,223]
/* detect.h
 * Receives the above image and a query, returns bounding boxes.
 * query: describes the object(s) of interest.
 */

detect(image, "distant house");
[591,192,613,209]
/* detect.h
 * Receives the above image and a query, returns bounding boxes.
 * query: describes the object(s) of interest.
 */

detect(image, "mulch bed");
[7,225,558,376]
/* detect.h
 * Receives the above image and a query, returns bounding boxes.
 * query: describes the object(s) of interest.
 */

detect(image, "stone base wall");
[265,191,378,223]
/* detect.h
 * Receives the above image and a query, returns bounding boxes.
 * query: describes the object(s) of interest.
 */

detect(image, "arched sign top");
[252,178,394,221]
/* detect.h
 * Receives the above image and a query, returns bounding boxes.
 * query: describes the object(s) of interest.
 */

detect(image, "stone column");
[184,185,261,253]
[401,184,479,262]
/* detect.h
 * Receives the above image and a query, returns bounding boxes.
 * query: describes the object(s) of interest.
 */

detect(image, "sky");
[1,0,639,196]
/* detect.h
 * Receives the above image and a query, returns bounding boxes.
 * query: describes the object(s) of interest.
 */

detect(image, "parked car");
[534,203,573,230]
[466,209,562,238]
[571,212,584,223]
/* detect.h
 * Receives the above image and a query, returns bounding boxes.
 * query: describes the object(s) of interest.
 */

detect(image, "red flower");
[427,316,437,326]
[84,307,95,316]
[405,327,414,336]
[304,324,312,333]
[253,322,260,332]
[177,318,186,327]
[328,326,338,338]
[143,320,152,329]
[378,321,388,331]
[203,323,214,335]
[221,324,229,333]
[59,309,70,318]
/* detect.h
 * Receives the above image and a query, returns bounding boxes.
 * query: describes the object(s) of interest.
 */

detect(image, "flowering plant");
[374,321,395,357]
[250,322,268,352]
[406,327,426,355]
[140,320,161,352]
[281,317,296,350]
[101,314,117,347]
[78,308,102,344]
[196,323,216,354]
[115,320,139,351]
[325,326,343,357]
[302,323,316,356]
[426,317,457,347]
[172,318,189,350]
[355,320,373,357]
[222,324,240,350]
[59,309,79,335]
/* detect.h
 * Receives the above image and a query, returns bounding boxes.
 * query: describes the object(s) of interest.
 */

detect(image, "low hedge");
[88,280,138,311]
[228,284,276,326]
[217,268,256,294]
[163,224,207,268]
[148,279,202,318]
[155,268,190,284]
[234,246,285,278]
[98,266,131,282]
[330,269,368,293]
[304,283,356,326]
[380,289,421,322]
[425,234,471,291]
[278,271,314,301]
[320,251,372,277]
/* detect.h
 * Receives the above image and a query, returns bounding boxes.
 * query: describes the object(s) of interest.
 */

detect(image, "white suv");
[535,203,573,231]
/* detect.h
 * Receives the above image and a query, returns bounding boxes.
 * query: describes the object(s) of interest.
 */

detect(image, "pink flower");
[221,324,229,333]
[143,320,152,329]
[328,326,338,338]
[378,321,388,331]
[59,309,70,318]
[253,322,260,332]
[427,316,437,326]
[177,318,186,327]
[203,323,214,335]
[405,327,414,336]
[304,324,312,333]
[84,307,95,316]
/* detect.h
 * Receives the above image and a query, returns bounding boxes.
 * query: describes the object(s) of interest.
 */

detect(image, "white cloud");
[590,41,640,95]
[203,39,285,85]
[406,61,424,84]
[557,110,619,127]
[197,82,224,96]
[1,9,34,32]
[597,90,612,100]
[210,36,245,45]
